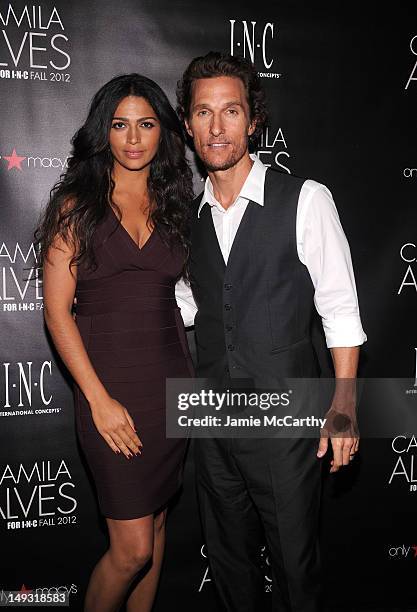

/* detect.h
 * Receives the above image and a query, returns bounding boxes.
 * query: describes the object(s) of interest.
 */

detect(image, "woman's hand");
[89,395,143,459]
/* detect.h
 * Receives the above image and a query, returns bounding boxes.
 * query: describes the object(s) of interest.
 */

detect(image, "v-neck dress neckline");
[109,205,155,252]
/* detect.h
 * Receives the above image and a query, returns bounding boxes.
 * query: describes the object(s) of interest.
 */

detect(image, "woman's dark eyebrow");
[111,115,159,121]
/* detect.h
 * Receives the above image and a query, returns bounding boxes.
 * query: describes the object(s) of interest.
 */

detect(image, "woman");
[35,74,194,611]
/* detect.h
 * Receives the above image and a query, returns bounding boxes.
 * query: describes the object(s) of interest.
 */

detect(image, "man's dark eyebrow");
[192,101,244,110]
[111,115,159,121]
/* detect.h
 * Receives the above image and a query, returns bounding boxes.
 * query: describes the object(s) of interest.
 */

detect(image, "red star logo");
[19,584,32,593]
[3,149,26,171]
[411,545,417,558]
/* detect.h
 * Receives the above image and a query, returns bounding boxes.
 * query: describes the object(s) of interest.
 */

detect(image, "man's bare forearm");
[330,346,360,379]
[328,347,360,434]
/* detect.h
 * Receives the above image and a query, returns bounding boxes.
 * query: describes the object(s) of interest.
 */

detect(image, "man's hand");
[317,434,359,473]
[316,352,360,473]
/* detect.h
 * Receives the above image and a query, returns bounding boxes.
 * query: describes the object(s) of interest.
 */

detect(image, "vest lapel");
[225,199,258,271]
[195,169,269,274]
[196,201,226,273]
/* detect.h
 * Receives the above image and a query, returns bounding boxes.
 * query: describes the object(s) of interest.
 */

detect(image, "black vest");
[189,167,325,386]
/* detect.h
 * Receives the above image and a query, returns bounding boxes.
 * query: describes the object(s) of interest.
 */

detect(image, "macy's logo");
[0,583,77,605]
[0,149,69,171]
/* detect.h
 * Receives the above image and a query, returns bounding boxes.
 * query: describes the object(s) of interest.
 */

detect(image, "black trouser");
[194,436,322,612]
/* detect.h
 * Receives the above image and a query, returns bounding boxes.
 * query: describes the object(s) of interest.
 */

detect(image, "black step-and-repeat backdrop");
[1,1,416,609]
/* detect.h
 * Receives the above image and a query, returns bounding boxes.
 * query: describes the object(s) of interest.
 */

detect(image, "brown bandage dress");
[73,207,193,520]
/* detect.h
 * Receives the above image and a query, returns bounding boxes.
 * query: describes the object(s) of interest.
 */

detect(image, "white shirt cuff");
[175,278,198,328]
[178,303,196,328]
[322,315,367,348]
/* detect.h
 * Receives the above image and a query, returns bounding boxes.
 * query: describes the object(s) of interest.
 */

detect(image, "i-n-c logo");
[229,20,281,79]
[2,361,52,409]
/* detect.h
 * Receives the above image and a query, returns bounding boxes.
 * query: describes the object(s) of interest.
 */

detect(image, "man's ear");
[185,118,193,138]
[248,119,257,137]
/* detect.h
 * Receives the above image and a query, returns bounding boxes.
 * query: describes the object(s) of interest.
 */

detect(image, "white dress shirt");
[175,154,367,348]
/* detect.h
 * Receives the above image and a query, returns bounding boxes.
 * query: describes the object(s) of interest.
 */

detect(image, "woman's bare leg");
[84,514,154,612]
[125,509,167,612]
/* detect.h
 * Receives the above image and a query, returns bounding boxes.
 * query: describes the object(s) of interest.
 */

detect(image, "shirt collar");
[197,153,267,218]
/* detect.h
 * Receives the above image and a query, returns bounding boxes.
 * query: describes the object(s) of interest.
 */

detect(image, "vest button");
[224,283,232,290]
[227,344,235,351]
[225,325,233,332]
[224,304,232,311]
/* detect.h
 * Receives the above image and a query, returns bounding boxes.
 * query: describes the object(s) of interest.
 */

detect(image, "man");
[174,51,366,612]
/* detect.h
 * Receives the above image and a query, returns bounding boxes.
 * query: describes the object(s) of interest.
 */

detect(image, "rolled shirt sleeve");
[175,277,197,328]
[297,180,367,348]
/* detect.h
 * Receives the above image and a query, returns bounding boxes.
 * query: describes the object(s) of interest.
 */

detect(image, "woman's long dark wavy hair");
[34,73,194,274]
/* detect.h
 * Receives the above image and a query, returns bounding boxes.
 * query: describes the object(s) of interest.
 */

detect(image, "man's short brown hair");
[176,51,268,146]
